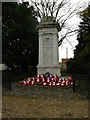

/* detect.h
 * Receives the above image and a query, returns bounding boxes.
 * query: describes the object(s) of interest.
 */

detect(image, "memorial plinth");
[37,16,61,76]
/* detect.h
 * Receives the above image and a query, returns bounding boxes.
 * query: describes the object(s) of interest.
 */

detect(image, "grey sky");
[59,0,89,62]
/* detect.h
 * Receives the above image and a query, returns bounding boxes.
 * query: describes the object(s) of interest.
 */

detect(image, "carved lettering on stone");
[43,33,53,65]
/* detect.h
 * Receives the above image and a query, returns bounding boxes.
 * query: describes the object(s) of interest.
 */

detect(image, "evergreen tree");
[2,2,38,72]
[67,5,90,74]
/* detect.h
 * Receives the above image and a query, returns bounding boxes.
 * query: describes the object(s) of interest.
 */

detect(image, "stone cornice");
[38,24,60,32]
[38,16,61,31]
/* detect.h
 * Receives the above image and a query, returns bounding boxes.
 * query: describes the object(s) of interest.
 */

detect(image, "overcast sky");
[58,0,89,62]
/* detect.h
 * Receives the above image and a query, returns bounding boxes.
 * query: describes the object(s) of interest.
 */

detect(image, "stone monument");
[37,16,61,76]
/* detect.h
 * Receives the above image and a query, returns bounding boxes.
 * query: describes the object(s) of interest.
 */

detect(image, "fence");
[2,71,90,98]
[2,71,35,91]
[72,73,90,97]
[2,72,11,91]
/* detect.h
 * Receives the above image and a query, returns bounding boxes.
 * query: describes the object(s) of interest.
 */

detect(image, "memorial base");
[37,64,61,77]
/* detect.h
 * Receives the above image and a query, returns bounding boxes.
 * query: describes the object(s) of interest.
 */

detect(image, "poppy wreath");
[17,74,73,87]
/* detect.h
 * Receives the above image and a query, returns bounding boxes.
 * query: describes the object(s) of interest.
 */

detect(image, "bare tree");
[17,0,88,46]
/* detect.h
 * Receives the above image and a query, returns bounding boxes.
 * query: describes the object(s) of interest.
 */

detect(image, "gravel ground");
[2,82,88,98]
[2,82,88,119]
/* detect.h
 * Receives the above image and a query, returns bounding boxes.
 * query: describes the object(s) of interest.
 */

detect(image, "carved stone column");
[37,16,61,76]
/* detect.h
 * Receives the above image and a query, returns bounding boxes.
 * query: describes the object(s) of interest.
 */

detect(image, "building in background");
[60,58,70,72]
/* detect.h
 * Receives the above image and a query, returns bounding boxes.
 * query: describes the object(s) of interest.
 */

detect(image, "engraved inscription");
[43,33,53,65]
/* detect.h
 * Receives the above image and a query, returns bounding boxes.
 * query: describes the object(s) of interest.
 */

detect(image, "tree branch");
[58,29,78,46]
[55,0,69,19]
